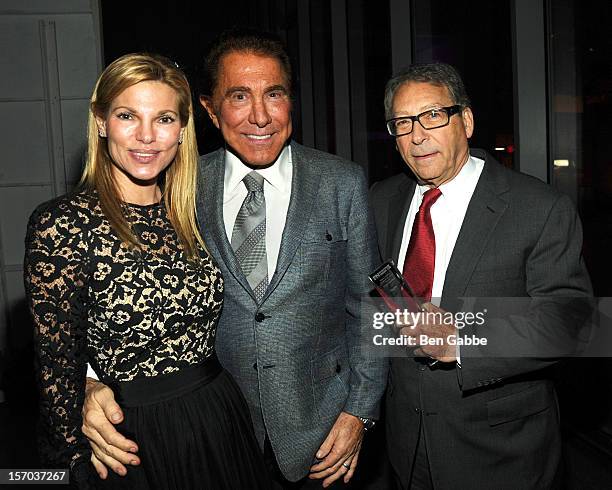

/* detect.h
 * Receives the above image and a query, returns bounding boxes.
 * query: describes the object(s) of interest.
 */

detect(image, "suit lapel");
[441,154,509,305]
[263,142,320,299]
[388,177,416,263]
[200,149,255,298]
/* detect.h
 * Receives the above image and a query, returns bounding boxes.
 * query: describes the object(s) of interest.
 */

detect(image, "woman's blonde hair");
[79,52,204,259]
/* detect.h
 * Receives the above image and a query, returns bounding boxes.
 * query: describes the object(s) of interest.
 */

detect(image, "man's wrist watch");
[358,416,376,432]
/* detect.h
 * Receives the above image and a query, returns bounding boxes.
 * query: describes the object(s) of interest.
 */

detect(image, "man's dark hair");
[200,28,292,97]
[384,62,471,119]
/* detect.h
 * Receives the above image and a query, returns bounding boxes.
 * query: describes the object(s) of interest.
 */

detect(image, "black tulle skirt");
[96,354,271,490]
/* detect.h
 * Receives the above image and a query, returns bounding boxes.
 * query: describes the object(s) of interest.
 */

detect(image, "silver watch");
[358,416,376,432]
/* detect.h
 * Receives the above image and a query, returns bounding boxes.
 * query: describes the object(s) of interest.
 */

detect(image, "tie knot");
[243,171,265,193]
[420,187,442,210]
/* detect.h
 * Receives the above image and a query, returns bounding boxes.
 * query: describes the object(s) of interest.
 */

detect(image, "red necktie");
[403,188,442,302]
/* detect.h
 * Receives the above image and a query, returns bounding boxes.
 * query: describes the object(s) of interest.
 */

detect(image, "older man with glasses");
[370,62,592,490]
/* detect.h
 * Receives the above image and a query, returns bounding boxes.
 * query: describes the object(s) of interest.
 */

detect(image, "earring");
[178,131,184,144]
[98,128,106,138]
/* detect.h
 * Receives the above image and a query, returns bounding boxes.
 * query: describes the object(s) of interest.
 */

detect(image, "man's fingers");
[422,302,438,312]
[343,442,362,483]
[321,456,353,487]
[84,425,140,467]
[82,380,136,453]
[90,453,108,479]
[315,431,335,461]
[310,444,346,474]
[82,419,138,454]
[322,469,344,488]
[82,410,138,453]
[90,441,128,476]
[321,442,362,487]
[100,424,138,455]
[93,386,124,424]
[311,411,363,478]
[82,379,140,477]
[311,443,353,478]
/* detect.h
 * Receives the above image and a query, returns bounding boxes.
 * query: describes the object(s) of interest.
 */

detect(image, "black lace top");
[24,190,224,476]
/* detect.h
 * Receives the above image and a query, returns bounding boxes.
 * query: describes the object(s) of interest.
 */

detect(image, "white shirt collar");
[415,155,481,213]
[224,145,292,199]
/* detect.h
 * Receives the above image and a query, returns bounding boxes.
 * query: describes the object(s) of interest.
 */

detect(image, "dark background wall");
[98,0,516,183]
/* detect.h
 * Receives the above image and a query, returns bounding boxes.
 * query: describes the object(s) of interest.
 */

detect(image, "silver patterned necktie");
[231,171,268,302]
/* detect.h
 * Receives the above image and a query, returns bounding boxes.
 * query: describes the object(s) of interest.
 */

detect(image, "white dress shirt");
[397,155,484,305]
[397,155,484,364]
[223,146,293,279]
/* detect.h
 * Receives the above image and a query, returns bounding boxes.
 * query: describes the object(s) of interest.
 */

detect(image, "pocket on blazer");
[311,347,350,420]
[486,382,552,426]
[312,346,348,381]
[300,220,348,294]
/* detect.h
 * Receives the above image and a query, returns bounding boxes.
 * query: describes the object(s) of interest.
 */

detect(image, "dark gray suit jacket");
[197,141,387,481]
[370,149,592,489]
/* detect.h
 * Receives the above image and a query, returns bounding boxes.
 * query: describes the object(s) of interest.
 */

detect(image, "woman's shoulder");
[27,189,100,237]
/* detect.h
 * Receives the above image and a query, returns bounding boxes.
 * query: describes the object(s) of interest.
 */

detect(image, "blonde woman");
[24,53,270,489]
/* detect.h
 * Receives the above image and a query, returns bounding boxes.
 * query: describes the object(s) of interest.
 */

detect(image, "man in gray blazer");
[370,63,592,489]
[81,30,387,488]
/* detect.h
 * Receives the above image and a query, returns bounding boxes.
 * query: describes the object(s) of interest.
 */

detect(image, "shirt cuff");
[86,363,98,381]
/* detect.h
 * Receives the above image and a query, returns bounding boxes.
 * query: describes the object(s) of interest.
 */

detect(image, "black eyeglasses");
[386,105,463,137]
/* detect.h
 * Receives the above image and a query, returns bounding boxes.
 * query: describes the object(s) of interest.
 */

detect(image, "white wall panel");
[0,101,50,184]
[0,0,102,417]
[5,270,25,313]
[0,0,91,14]
[0,186,54,267]
[0,18,44,99]
[56,15,101,98]
[61,98,89,183]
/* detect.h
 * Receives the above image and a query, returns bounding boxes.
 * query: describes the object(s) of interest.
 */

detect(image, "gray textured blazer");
[370,149,593,490]
[197,141,387,482]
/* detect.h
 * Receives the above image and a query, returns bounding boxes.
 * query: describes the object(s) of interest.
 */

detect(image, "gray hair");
[384,62,471,119]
